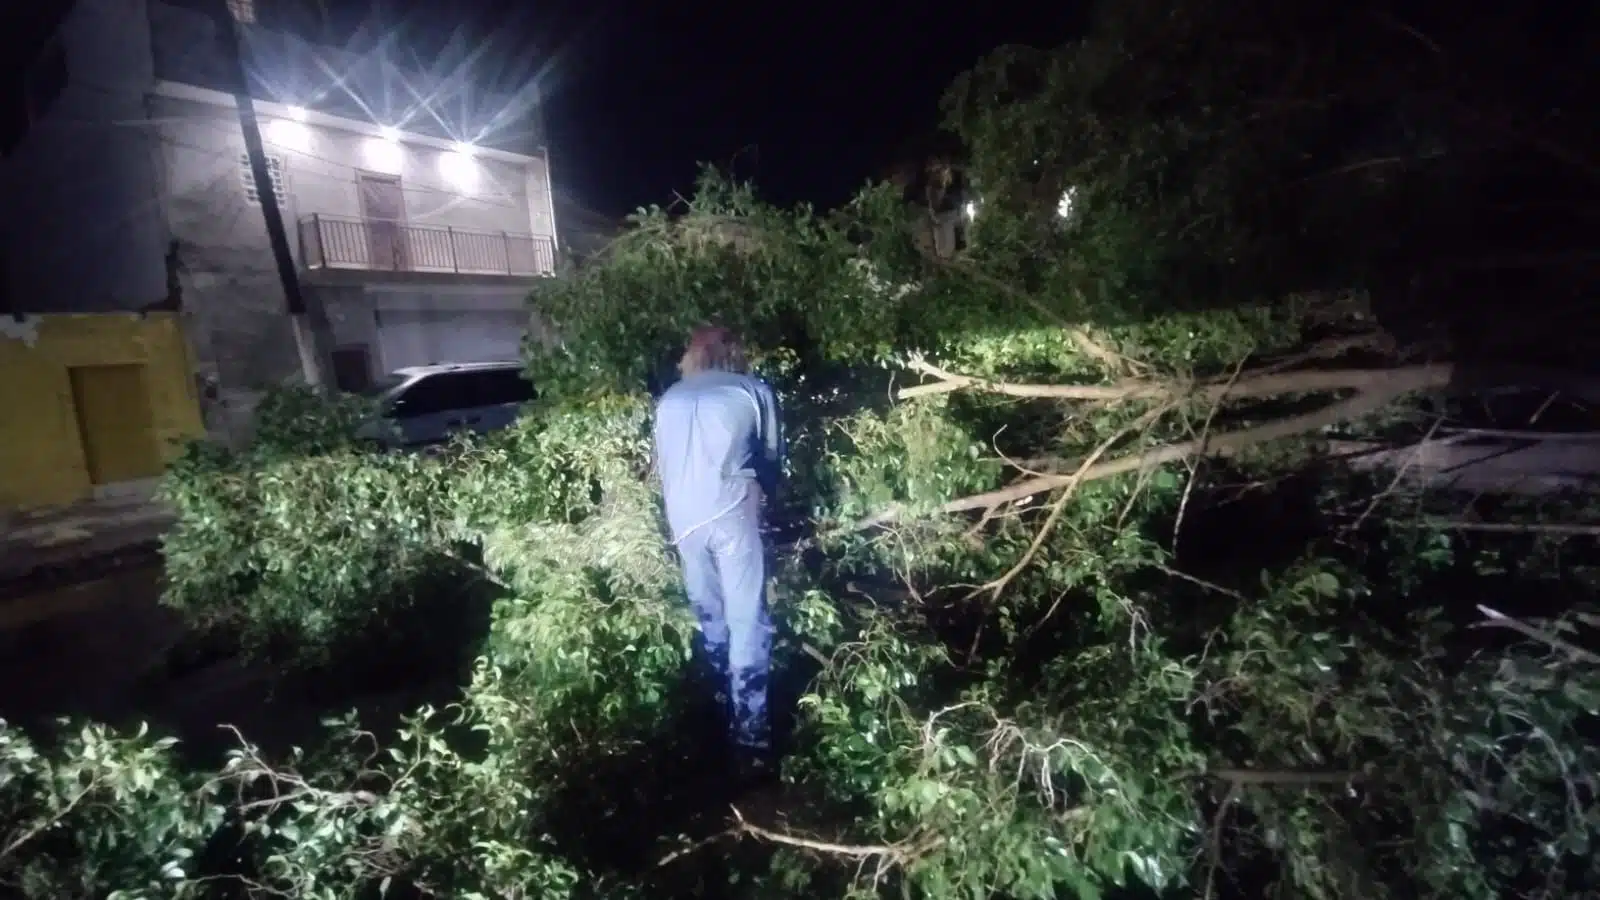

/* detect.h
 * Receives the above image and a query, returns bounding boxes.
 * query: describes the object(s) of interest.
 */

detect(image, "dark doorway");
[331,345,374,393]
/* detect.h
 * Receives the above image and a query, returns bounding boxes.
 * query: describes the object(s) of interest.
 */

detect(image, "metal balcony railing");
[297,214,557,277]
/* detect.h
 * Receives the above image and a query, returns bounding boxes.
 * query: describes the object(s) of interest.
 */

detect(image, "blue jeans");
[674,493,772,757]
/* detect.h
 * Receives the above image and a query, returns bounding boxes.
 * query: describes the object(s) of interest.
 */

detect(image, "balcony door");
[358,172,407,270]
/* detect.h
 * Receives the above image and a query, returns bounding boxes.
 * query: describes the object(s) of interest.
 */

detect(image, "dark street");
[0,566,447,764]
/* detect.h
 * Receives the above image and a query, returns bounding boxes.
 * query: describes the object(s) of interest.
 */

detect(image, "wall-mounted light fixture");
[362,136,403,174]
[379,125,399,142]
[264,118,311,154]
[287,105,308,122]
[438,147,479,192]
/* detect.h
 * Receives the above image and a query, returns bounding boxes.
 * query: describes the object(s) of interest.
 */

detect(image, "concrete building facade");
[2,0,560,446]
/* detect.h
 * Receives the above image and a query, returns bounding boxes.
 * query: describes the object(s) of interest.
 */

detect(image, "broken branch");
[1210,768,1363,786]
[857,365,1452,530]
[971,403,1173,600]
[1425,521,1600,537]
[1474,605,1600,665]
[657,808,933,870]
[898,359,1450,405]
[732,810,913,860]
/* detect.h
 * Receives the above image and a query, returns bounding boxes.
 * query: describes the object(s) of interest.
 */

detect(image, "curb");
[0,539,165,606]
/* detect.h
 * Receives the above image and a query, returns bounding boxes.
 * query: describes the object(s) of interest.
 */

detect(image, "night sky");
[395,0,1087,217]
[2,0,1084,216]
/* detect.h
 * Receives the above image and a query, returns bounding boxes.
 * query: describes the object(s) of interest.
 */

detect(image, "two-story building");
[2,0,560,456]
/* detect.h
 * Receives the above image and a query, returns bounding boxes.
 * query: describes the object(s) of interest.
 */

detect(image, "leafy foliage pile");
[4,2,1599,898]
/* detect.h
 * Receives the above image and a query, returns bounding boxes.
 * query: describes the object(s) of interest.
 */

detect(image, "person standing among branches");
[653,326,784,784]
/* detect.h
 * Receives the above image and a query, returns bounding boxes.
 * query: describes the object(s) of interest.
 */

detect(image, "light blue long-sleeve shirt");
[653,371,784,544]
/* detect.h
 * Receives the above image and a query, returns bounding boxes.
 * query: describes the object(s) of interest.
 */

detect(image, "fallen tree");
[4,1,1599,898]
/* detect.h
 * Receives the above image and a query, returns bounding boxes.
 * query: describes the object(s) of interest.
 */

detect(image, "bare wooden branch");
[1174,356,1248,553]
[898,358,1446,405]
[1347,415,1445,532]
[1203,781,1240,900]
[856,365,1452,530]
[659,807,939,869]
[733,811,912,860]
[1156,564,1247,601]
[1475,605,1600,665]
[0,778,103,861]
[1210,769,1363,786]
[1426,521,1600,537]
[971,403,1173,600]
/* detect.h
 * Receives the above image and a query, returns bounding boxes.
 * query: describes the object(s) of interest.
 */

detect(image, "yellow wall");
[0,313,203,510]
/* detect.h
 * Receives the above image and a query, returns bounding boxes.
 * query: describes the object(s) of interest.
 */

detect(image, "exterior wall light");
[264,118,311,154]
[287,105,308,122]
[362,136,403,174]
[439,149,478,192]
[451,141,476,156]
[379,126,399,143]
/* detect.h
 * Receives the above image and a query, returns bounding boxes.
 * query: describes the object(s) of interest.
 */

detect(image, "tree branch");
[733,813,912,860]
[1474,605,1600,665]
[658,807,940,869]
[1425,521,1600,537]
[856,365,1452,530]
[898,359,1446,407]
[970,403,1173,600]
[0,778,103,861]
[1211,768,1363,786]
[1203,781,1240,900]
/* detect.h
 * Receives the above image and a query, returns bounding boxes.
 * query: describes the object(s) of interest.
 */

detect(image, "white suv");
[361,361,535,447]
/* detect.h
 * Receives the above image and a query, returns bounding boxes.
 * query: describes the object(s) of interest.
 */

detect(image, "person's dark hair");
[679,325,748,376]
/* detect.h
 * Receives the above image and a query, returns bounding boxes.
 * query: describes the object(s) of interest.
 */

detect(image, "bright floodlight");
[451,140,476,156]
[363,136,403,174]
[438,149,478,192]
[964,200,978,220]
[264,118,311,153]
[287,105,308,122]
[378,125,400,142]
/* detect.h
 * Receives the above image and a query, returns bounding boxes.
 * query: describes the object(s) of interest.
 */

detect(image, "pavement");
[0,483,467,764]
[0,487,173,606]
[0,565,184,724]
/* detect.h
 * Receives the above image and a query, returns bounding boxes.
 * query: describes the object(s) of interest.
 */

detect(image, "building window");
[228,0,256,23]
[239,152,287,208]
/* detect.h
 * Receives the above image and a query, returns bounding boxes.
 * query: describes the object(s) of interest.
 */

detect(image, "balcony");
[297,214,557,278]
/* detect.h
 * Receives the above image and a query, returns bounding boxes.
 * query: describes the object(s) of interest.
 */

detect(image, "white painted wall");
[278,123,542,238]
[151,95,550,250]
[0,0,168,312]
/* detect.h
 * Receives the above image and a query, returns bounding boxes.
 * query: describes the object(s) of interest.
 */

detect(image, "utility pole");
[211,0,333,389]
